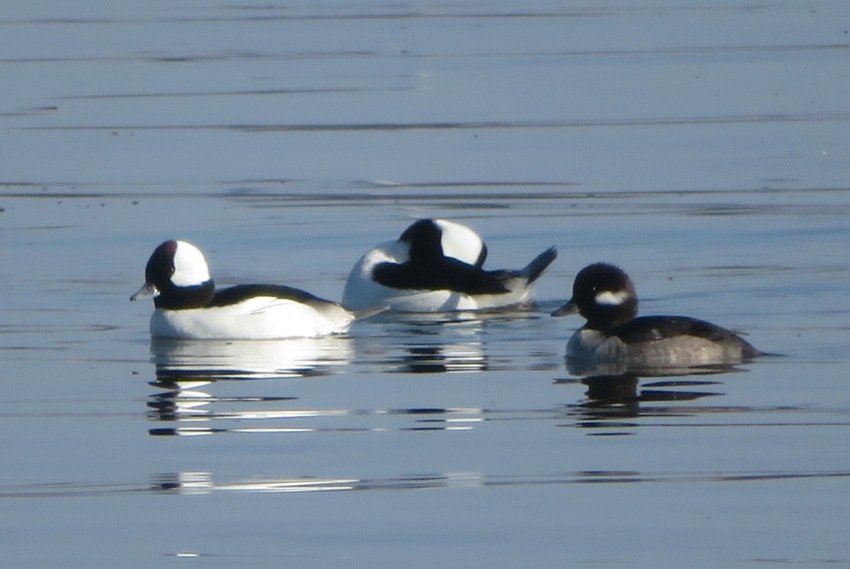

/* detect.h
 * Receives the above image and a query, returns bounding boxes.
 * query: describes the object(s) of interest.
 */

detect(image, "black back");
[373,258,510,294]
[208,284,323,308]
[377,220,508,294]
[613,315,761,358]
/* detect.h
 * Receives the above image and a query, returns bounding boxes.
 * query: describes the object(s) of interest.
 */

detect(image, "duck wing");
[614,316,740,344]
[373,258,509,294]
[209,284,330,312]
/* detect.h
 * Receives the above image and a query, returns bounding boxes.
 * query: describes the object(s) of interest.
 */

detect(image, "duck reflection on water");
[150,471,487,495]
[145,334,487,436]
[147,336,352,428]
[558,356,756,428]
[397,340,487,374]
[151,335,353,380]
[354,309,548,374]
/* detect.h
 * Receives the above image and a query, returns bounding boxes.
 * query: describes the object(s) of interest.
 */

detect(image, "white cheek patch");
[594,290,630,306]
[436,219,484,265]
[171,241,211,286]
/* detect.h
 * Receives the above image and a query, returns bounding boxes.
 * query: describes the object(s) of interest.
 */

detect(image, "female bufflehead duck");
[342,218,557,312]
[551,263,761,370]
[131,240,382,340]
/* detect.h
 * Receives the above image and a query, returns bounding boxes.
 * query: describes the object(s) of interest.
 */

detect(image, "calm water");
[2,1,850,567]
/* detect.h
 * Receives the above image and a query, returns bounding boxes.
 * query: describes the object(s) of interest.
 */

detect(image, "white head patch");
[171,240,211,286]
[594,289,630,306]
[435,219,484,265]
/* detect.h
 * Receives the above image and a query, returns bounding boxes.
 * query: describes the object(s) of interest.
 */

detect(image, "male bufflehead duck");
[551,263,761,370]
[342,218,557,312]
[131,240,382,340]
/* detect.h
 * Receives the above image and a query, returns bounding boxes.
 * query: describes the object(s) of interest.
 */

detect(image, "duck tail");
[520,246,557,284]
[351,305,390,320]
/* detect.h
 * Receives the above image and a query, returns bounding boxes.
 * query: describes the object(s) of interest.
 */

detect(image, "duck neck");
[154,279,215,309]
[585,299,638,331]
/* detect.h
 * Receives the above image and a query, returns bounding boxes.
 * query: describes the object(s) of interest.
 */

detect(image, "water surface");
[1,1,850,567]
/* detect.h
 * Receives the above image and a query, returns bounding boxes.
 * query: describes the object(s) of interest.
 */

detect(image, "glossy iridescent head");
[131,240,214,309]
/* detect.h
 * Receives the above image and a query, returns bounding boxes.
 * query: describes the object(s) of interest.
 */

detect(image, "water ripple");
[3,469,849,499]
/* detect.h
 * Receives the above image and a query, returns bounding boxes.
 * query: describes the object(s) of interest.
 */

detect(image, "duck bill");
[550,298,577,317]
[130,282,158,301]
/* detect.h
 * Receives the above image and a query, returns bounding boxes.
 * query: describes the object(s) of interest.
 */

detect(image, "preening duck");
[342,218,557,312]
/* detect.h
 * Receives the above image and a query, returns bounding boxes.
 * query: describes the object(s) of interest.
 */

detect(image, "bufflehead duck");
[551,263,761,371]
[342,218,557,312]
[131,240,383,339]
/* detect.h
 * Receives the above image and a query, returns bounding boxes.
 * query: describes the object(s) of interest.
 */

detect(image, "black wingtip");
[521,246,558,284]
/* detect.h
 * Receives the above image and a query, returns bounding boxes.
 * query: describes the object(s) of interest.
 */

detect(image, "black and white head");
[398,219,487,267]
[551,263,639,329]
[131,240,214,308]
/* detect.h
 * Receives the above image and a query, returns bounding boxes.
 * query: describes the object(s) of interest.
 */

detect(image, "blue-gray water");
[2,2,850,567]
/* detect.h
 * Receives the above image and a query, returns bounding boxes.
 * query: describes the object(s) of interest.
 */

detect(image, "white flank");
[151,297,354,340]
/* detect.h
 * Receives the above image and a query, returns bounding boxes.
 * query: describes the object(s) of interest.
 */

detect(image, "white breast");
[343,247,479,311]
[568,329,628,361]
